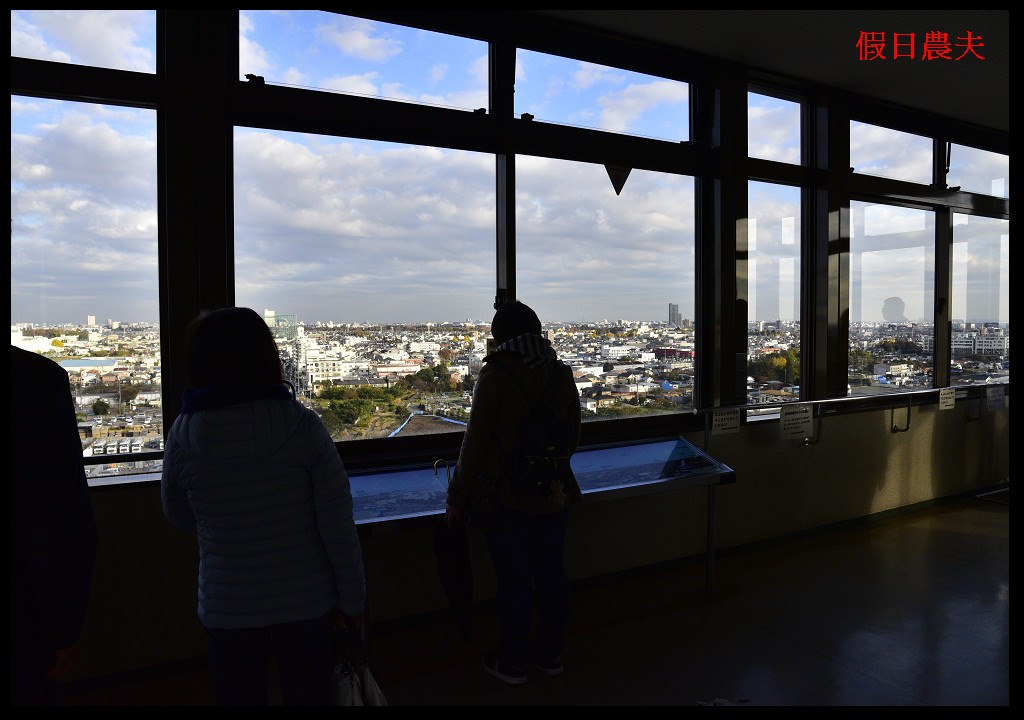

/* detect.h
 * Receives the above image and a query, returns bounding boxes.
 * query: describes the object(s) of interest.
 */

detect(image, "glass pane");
[239,11,488,112]
[948,144,1009,198]
[234,129,495,441]
[848,202,935,396]
[951,214,1009,385]
[10,10,156,73]
[515,49,689,142]
[850,120,932,184]
[516,156,696,420]
[746,182,801,412]
[11,97,161,482]
[748,92,800,163]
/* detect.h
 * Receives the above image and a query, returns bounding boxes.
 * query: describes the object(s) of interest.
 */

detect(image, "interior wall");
[68,400,1009,681]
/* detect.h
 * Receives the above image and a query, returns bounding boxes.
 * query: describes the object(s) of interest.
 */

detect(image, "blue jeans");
[203,611,335,706]
[484,506,571,668]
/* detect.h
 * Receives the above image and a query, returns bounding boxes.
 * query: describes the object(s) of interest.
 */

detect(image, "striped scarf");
[497,333,557,369]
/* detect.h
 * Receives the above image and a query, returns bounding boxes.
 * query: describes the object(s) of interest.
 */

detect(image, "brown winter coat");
[447,349,583,516]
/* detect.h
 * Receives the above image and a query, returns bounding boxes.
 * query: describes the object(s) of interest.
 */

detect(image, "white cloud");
[239,16,272,78]
[10,11,72,63]
[282,68,306,87]
[572,62,624,90]
[317,18,402,62]
[598,80,689,133]
[11,10,154,73]
[322,73,380,96]
[430,63,449,85]
[471,54,491,86]
[748,105,800,164]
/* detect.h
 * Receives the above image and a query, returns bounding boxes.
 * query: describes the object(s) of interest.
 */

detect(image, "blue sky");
[10,10,1009,327]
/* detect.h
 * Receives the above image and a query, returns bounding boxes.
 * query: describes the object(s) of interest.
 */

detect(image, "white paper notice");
[939,387,955,410]
[780,404,813,439]
[712,408,740,435]
[986,385,1005,411]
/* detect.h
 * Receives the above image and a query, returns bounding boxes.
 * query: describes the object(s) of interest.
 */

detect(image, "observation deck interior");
[60,489,1009,706]
[11,8,1008,709]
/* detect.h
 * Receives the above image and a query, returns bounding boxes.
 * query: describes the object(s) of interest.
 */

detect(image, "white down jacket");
[161,395,365,629]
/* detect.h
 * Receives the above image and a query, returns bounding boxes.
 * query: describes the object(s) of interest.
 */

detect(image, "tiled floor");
[59,489,1009,707]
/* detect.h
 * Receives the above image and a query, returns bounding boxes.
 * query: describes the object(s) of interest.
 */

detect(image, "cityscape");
[10,304,1009,484]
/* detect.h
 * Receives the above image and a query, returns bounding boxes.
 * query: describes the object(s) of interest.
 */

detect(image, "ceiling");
[531,10,1009,135]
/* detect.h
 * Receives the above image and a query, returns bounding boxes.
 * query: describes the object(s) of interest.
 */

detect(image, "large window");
[10,97,160,480]
[239,10,488,111]
[848,202,935,396]
[11,10,1009,488]
[514,49,689,142]
[951,214,1009,385]
[516,156,696,419]
[748,91,800,164]
[10,9,156,73]
[234,130,495,441]
[948,144,1009,198]
[746,182,801,409]
[850,121,932,185]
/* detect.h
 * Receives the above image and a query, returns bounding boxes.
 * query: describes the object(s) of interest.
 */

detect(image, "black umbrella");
[431,517,473,643]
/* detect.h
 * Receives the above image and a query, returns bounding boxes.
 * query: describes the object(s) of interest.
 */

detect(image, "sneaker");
[483,654,528,685]
[532,655,564,676]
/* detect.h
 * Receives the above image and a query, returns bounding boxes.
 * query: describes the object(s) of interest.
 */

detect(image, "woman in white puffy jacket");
[162,307,365,706]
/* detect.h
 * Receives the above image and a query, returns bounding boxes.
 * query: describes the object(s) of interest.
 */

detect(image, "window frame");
[10,9,1009,481]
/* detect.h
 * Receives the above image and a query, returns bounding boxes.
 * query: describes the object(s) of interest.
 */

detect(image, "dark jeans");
[203,611,335,706]
[484,505,571,668]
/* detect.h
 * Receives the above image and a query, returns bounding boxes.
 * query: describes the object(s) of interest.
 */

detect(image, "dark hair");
[185,307,283,387]
[490,300,542,345]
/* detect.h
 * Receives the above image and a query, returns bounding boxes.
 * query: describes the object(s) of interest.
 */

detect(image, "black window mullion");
[491,38,516,309]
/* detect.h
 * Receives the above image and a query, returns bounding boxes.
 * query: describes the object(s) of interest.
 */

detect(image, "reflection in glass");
[748,92,800,164]
[234,129,495,442]
[516,156,696,418]
[951,214,1009,385]
[948,144,1009,198]
[10,9,156,73]
[239,10,488,112]
[849,201,935,396]
[515,49,689,142]
[850,120,932,184]
[10,96,161,480]
[746,182,801,409]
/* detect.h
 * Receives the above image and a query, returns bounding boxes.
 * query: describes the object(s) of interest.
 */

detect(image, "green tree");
[328,398,375,425]
[319,405,345,437]
[120,386,140,406]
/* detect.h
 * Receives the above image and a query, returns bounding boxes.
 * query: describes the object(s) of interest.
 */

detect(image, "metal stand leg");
[706,485,716,595]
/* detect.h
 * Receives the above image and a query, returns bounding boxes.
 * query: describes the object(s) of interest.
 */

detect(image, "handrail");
[890,394,912,433]
[690,384,1004,416]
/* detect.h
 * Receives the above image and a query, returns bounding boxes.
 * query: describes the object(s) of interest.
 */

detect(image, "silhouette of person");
[445,300,583,685]
[10,346,98,706]
[882,296,909,323]
[161,308,365,706]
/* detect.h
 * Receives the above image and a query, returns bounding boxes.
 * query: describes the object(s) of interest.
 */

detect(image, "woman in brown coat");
[445,301,582,685]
